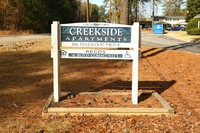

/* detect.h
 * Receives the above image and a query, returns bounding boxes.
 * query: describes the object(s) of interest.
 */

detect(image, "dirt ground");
[0,39,200,132]
[50,93,163,108]
[164,31,200,43]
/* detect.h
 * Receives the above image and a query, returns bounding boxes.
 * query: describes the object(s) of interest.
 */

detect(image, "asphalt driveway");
[0,34,50,44]
[141,31,200,54]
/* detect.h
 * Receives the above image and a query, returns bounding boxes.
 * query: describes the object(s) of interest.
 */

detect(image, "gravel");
[86,101,91,105]
[91,98,96,102]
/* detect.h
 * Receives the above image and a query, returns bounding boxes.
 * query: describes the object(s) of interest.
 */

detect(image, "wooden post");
[132,22,139,104]
[52,21,61,102]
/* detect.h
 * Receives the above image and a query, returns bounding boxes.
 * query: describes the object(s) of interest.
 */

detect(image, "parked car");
[147,27,152,30]
[179,27,185,31]
[171,27,185,31]
[166,27,172,31]
[171,27,180,31]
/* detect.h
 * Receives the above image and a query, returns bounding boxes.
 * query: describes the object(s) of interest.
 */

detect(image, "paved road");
[0,34,50,44]
[0,32,199,53]
[141,31,200,54]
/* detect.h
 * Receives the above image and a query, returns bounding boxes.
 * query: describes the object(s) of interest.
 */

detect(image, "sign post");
[51,22,140,104]
[132,23,139,104]
[51,21,61,102]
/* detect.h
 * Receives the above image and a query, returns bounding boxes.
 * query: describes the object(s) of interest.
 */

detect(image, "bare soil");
[0,39,200,132]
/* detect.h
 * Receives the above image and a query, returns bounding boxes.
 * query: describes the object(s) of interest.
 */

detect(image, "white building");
[194,14,200,28]
[154,16,187,27]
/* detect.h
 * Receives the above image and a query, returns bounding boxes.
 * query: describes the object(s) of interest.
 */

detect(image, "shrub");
[186,18,198,31]
[187,28,200,35]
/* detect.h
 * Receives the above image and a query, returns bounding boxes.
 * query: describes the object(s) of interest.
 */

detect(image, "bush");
[187,28,200,35]
[186,18,198,31]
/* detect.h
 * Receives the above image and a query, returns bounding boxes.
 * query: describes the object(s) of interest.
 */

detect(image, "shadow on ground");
[0,48,176,117]
[163,42,200,51]
[191,38,200,43]
[92,80,176,103]
[59,80,176,103]
[142,42,200,58]
[0,50,130,117]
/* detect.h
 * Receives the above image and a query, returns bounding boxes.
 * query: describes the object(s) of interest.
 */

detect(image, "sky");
[88,0,164,17]
[89,0,104,6]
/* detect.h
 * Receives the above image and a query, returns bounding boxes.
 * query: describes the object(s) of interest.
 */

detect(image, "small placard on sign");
[60,49,134,60]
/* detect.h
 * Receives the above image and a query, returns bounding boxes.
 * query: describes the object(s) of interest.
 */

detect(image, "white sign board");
[60,49,134,60]
[51,22,139,104]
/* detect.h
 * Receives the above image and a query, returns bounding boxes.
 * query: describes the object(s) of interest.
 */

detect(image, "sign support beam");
[52,21,61,102]
[132,22,139,104]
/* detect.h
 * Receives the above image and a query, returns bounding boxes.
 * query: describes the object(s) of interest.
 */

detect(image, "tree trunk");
[152,0,154,30]
[120,0,129,50]
[135,2,138,21]
[87,0,89,22]
[128,0,132,24]
[120,0,129,25]
[133,0,138,22]
[109,0,111,23]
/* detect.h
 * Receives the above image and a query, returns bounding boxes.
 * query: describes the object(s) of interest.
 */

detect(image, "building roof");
[154,21,169,24]
[176,22,187,25]
[139,21,152,24]
[194,14,200,18]
[154,16,186,19]
[165,16,186,19]
[154,16,165,18]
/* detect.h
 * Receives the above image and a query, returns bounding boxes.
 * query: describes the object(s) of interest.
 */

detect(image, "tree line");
[0,0,104,33]
[102,0,189,25]
[0,0,198,33]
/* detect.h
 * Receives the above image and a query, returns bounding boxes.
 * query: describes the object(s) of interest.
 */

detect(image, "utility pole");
[109,0,111,23]
[87,0,90,22]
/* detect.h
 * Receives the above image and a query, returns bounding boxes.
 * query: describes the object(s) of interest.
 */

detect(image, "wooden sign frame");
[51,21,139,104]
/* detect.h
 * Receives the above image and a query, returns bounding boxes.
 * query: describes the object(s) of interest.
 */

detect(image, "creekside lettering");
[69,28,123,36]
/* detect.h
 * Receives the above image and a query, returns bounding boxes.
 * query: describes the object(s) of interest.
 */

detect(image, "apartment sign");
[51,22,140,104]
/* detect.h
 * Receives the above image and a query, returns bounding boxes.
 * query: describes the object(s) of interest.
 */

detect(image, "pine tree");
[162,0,185,16]
[186,0,200,22]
